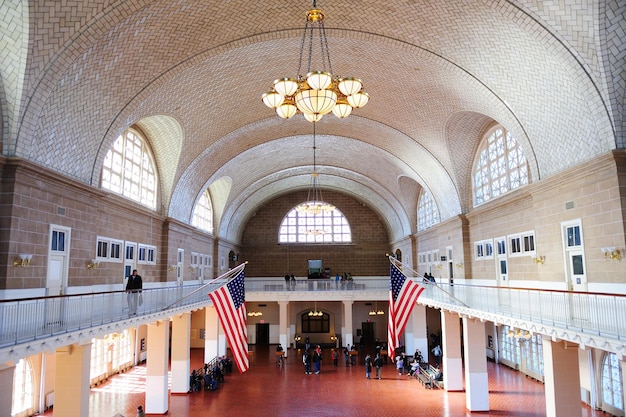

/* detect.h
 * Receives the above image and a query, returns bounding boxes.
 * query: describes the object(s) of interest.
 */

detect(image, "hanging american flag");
[387,261,425,360]
[209,269,249,373]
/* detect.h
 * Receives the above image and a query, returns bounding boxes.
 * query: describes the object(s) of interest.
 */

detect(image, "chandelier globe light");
[261,1,369,121]
[296,123,335,228]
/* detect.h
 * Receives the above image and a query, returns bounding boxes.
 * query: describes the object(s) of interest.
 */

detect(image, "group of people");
[283,274,296,289]
[188,357,232,392]
[423,272,436,283]
[364,353,384,379]
[302,344,324,374]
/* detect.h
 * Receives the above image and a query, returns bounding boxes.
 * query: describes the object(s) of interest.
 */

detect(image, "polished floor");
[41,346,606,417]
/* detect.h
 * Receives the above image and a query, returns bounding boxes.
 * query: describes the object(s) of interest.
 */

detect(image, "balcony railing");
[1,277,625,354]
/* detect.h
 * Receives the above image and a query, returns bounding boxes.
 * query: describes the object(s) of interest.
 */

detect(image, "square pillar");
[55,342,91,417]
[543,338,582,417]
[204,306,219,362]
[279,301,289,357]
[441,310,463,391]
[343,300,354,349]
[463,317,489,411]
[146,320,170,414]
[171,312,191,394]
[405,304,428,361]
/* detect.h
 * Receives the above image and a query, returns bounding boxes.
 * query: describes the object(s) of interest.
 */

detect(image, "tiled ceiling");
[1,0,623,242]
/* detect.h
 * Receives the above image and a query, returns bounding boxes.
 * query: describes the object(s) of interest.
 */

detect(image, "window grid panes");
[418,191,440,231]
[278,204,352,243]
[102,129,157,209]
[473,126,528,206]
[602,352,624,410]
[192,190,214,233]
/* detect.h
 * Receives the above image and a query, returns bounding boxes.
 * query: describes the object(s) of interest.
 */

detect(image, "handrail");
[1,277,625,355]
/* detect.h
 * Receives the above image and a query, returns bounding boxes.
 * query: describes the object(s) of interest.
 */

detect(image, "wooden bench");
[415,365,432,387]
[426,364,443,389]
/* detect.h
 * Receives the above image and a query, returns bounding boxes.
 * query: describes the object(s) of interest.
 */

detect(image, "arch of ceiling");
[2,1,610,189]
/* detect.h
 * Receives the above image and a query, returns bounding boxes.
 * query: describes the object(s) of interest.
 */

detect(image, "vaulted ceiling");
[1,1,623,243]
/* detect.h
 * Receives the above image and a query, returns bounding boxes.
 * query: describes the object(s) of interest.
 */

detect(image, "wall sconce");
[601,247,621,261]
[434,263,443,270]
[188,266,197,272]
[330,334,337,341]
[167,265,177,272]
[87,259,100,269]
[455,263,464,269]
[532,256,545,265]
[13,254,33,267]
[294,335,302,342]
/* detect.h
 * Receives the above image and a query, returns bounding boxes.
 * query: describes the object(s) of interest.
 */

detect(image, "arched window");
[602,352,624,412]
[278,204,352,243]
[12,359,34,416]
[472,125,528,207]
[102,128,157,209]
[192,190,213,233]
[301,311,330,333]
[418,190,440,231]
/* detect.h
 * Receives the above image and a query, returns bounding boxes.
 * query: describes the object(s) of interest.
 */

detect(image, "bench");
[426,364,443,389]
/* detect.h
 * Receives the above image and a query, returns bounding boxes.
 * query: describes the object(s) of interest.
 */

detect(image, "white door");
[495,237,508,287]
[124,242,137,287]
[562,221,587,291]
[46,225,71,296]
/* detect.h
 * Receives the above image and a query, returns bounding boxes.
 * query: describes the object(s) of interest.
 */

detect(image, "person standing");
[313,346,322,374]
[136,405,146,417]
[125,269,143,316]
[303,350,312,374]
[364,354,372,379]
[432,344,442,366]
[332,348,338,366]
[374,353,383,379]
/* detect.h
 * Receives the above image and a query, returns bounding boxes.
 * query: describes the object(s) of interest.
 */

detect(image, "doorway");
[256,323,270,346]
[361,321,376,352]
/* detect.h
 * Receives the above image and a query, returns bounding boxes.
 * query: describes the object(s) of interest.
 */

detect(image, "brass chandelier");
[296,123,335,228]
[262,1,369,122]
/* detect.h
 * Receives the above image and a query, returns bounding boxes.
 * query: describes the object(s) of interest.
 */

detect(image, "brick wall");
[240,190,391,277]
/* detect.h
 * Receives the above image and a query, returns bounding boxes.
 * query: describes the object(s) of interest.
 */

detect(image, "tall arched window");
[192,190,214,233]
[102,128,157,209]
[417,190,440,231]
[279,204,351,243]
[472,125,528,207]
[12,359,34,416]
[602,352,624,413]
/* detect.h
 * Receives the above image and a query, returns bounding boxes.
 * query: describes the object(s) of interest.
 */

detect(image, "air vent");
[565,201,574,210]
[57,207,66,216]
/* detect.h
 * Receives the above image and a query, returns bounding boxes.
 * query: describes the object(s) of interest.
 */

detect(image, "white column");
[204,306,219,361]
[405,304,428,360]
[54,342,91,417]
[146,320,170,414]
[279,301,288,357]
[543,338,582,417]
[343,300,354,348]
[441,310,463,391]
[171,312,191,394]
[621,359,626,416]
[0,364,16,417]
[463,317,489,411]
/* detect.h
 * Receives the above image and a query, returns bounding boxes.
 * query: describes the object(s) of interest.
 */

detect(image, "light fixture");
[262,1,369,122]
[294,335,302,342]
[13,253,32,267]
[455,262,464,269]
[601,247,621,261]
[330,334,337,341]
[369,301,385,316]
[167,265,177,272]
[308,301,323,316]
[507,328,532,340]
[247,310,263,317]
[296,123,335,235]
[87,259,100,269]
[532,255,545,265]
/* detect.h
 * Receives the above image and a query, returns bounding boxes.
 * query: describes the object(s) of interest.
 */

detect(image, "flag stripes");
[209,270,249,373]
[387,262,424,360]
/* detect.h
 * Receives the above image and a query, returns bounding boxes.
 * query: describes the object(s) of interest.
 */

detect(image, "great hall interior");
[1,1,625,416]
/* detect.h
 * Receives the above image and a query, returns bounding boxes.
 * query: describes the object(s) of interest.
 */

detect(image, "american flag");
[387,261,424,360]
[209,269,249,373]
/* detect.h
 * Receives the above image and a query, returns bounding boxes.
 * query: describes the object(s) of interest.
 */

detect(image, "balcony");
[1,277,625,363]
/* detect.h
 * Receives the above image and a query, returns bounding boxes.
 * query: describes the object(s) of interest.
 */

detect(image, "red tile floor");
[40,346,606,417]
